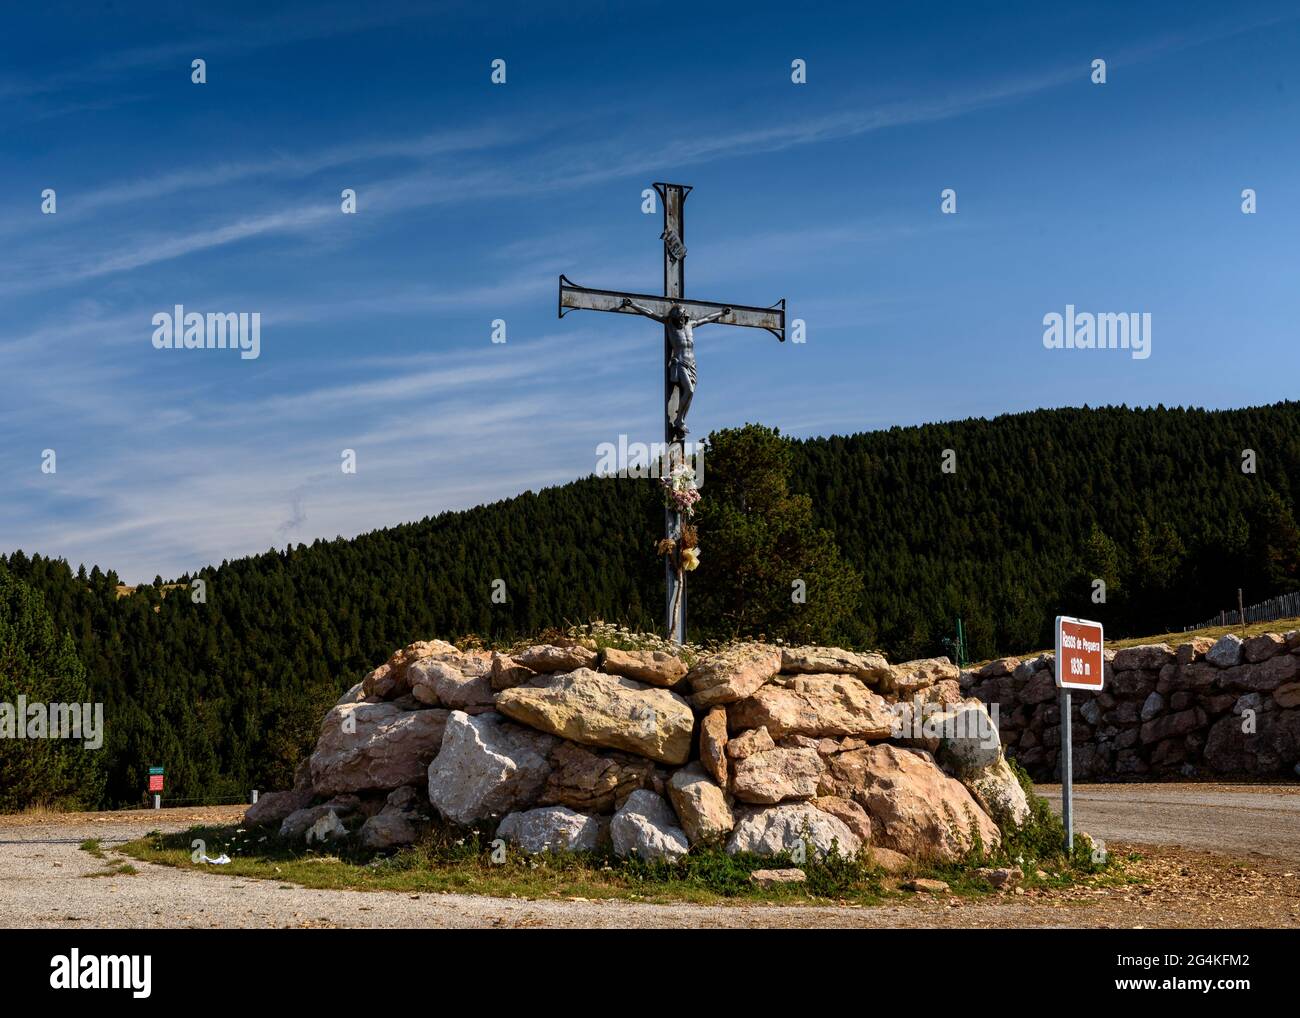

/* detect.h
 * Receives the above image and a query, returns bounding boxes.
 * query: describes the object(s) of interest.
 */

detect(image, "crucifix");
[558,182,786,644]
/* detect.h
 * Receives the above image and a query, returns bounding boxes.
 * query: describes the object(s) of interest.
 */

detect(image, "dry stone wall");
[962,630,1300,781]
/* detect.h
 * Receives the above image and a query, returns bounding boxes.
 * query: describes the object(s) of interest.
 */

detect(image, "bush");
[993,757,1068,865]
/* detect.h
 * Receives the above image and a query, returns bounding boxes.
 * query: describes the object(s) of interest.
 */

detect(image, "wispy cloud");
[0,3,436,102]
[6,5,1299,582]
[4,23,1233,299]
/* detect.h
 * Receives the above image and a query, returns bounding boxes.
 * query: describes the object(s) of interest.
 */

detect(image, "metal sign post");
[1054,615,1104,854]
[1059,685,1073,850]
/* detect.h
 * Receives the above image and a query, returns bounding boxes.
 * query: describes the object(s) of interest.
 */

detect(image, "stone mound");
[251,637,1024,865]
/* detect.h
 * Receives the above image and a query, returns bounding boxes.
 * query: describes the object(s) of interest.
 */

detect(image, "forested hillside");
[3,479,663,806]
[4,402,1300,807]
[794,403,1300,659]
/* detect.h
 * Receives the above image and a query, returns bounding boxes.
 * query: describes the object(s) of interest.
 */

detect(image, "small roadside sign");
[1053,616,1104,853]
[1055,615,1105,691]
[148,767,164,793]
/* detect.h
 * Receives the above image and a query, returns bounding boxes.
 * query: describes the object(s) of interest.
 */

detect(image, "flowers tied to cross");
[657,523,700,573]
[661,461,701,517]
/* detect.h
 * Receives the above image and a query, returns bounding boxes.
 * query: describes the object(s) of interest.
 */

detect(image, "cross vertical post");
[657,182,689,644]
[556,183,785,645]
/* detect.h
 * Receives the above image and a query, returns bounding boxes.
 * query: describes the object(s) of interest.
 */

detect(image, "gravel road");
[1036,782,1300,864]
[2,784,1297,928]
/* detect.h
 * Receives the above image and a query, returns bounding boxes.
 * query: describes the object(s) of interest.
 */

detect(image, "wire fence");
[65,794,257,814]
[1183,591,1300,632]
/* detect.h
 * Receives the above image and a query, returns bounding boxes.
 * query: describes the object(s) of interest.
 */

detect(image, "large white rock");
[963,754,1031,828]
[699,706,729,786]
[496,669,694,764]
[730,747,823,804]
[310,702,449,796]
[408,657,494,709]
[490,652,535,691]
[600,647,688,687]
[610,789,689,862]
[244,788,313,829]
[280,804,347,842]
[879,657,960,696]
[362,640,461,699]
[780,646,891,682]
[514,644,598,673]
[305,810,348,845]
[933,700,1003,777]
[727,676,894,740]
[820,744,999,861]
[536,741,657,813]
[360,812,419,850]
[687,643,782,707]
[359,785,427,850]
[667,762,734,843]
[496,806,607,854]
[427,711,557,826]
[725,802,862,859]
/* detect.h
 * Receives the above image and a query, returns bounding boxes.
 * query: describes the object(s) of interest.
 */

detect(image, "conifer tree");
[691,424,865,645]
[0,567,105,811]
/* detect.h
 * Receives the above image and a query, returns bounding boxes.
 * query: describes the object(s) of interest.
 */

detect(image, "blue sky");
[3,0,1299,582]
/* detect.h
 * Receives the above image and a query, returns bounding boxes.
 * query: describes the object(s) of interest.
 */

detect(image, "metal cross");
[557,182,786,643]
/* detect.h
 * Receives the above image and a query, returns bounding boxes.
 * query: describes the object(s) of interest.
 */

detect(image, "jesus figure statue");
[621,297,731,441]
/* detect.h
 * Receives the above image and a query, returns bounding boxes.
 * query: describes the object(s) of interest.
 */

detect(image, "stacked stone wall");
[962,631,1300,780]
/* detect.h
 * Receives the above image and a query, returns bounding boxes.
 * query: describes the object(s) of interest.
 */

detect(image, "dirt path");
[1,786,1297,928]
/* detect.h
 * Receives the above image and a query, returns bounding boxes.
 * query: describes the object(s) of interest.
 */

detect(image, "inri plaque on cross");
[558,182,785,643]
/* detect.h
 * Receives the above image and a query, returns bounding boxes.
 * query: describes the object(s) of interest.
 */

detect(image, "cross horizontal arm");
[558,275,786,341]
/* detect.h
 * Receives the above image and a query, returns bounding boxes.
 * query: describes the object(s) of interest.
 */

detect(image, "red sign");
[148,774,164,793]
[1055,615,1104,691]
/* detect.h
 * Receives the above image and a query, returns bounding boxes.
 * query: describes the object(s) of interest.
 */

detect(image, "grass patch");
[79,838,138,877]
[911,760,1138,899]
[970,615,1300,669]
[449,621,708,668]
[82,861,138,879]
[526,622,703,668]
[121,824,884,904]
[120,784,1127,907]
